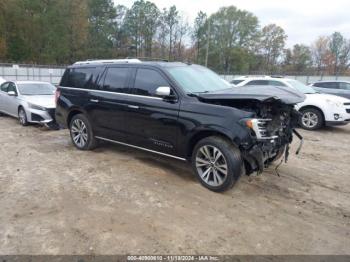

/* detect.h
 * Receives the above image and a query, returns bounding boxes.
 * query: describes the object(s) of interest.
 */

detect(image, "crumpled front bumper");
[242,129,303,174]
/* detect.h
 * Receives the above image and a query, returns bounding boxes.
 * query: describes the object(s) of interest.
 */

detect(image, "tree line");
[1,0,349,75]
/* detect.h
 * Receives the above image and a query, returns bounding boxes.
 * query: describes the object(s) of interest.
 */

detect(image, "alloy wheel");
[71,119,88,148]
[302,111,318,129]
[19,109,26,125]
[195,145,228,187]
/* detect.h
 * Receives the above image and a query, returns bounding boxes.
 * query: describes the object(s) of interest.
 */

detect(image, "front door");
[0,82,9,113]
[124,68,181,156]
[6,82,19,116]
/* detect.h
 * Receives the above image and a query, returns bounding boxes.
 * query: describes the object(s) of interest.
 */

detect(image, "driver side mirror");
[155,86,176,101]
[8,91,17,96]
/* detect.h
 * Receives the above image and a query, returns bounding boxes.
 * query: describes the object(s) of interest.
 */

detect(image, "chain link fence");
[0,63,66,84]
[2,63,350,85]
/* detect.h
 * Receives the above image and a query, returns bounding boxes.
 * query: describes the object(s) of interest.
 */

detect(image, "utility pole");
[205,19,210,67]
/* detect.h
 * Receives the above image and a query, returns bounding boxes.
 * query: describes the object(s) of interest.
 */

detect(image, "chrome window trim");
[59,86,163,100]
[95,136,187,161]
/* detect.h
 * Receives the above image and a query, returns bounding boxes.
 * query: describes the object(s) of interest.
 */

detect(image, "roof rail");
[73,58,142,65]
[126,57,169,62]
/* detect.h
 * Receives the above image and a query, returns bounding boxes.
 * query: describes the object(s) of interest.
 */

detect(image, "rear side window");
[314,82,339,89]
[269,80,286,87]
[245,80,269,86]
[133,68,169,97]
[60,67,100,89]
[103,67,130,93]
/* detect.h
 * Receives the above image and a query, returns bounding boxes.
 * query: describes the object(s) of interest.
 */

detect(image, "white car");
[0,81,58,129]
[234,76,350,130]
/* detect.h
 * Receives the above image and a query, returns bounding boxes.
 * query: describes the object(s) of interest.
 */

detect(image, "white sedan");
[234,76,350,130]
[0,81,58,129]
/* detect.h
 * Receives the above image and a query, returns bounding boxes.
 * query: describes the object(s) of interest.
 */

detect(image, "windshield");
[166,65,232,93]
[287,80,316,94]
[18,83,56,95]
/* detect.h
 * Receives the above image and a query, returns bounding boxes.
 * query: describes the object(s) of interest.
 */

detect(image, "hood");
[198,85,306,105]
[22,95,56,109]
[307,93,350,103]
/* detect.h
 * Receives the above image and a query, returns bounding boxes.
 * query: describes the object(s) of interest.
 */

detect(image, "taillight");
[55,89,61,105]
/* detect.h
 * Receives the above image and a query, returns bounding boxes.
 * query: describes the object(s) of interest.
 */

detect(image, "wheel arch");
[67,109,84,127]
[298,105,325,122]
[18,104,24,113]
[186,129,236,159]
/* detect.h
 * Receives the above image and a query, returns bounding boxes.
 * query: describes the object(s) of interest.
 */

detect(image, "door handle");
[90,99,99,103]
[127,105,139,109]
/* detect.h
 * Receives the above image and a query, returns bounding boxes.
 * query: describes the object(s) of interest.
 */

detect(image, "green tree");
[203,6,259,73]
[290,44,312,73]
[259,24,287,72]
[164,6,179,60]
[86,0,117,58]
[192,11,207,63]
[123,0,160,57]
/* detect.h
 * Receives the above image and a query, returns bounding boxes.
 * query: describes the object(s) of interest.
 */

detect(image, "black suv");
[55,59,305,192]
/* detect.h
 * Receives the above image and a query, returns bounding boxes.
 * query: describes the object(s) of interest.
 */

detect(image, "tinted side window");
[0,83,9,92]
[314,82,339,89]
[60,67,99,89]
[133,68,169,96]
[245,80,269,86]
[103,67,130,93]
[269,80,286,87]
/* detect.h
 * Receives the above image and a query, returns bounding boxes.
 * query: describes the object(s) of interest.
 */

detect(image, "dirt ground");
[0,115,349,255]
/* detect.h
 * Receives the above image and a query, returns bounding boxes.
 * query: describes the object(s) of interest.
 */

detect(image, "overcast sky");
[114,0,350,47]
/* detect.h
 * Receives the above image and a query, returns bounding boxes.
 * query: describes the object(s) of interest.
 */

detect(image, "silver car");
[0,81,58,129]
[310,81,350,99]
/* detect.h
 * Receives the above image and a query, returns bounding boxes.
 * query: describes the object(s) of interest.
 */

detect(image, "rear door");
[88,66,132,141]
[124,67,181,155]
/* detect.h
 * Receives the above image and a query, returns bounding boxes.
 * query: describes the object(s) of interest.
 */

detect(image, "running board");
[95,136,187,161]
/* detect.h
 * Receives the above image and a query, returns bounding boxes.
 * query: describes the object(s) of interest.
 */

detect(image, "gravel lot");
[0,115,349,255]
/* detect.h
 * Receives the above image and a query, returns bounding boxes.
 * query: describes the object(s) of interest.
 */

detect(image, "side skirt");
[95,136,187,161]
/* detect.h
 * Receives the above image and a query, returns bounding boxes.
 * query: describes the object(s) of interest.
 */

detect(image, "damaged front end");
[197,86,306,175]
[239,100,303,175]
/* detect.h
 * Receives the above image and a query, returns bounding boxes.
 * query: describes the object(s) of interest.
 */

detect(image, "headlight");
[28,103,47,111]
[326,99,342,107]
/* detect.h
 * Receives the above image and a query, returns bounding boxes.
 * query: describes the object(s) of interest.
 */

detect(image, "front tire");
[69,114,97,150]
[18,107,28,126]
[191,136,243,192]
[299,108,324,130]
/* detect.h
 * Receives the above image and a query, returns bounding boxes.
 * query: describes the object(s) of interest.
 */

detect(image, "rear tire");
[191,136,243,192]
[69,114,97,150]
[18,107,28,126]
[299,108,324,130]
